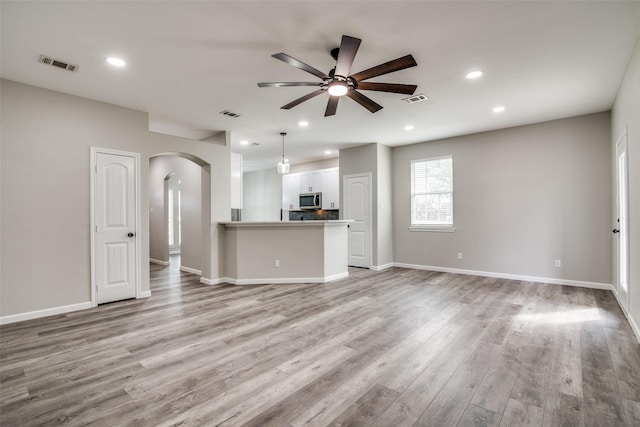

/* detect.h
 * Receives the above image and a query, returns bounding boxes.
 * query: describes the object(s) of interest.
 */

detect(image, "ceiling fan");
[258,35,418,117]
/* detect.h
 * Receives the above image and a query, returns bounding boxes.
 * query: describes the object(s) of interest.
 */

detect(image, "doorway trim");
[165,173,182,256]
[614,127,630,314]
[90,147,142,307]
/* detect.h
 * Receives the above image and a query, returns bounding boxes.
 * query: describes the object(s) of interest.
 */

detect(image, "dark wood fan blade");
[334,35,361,78]
[347,90,383,113]
[281,89,325,110]
[272,53,329,79]
[350,54,417,82]
[356,82,417,95]
[258,82,322,88]
[325,96,339,117]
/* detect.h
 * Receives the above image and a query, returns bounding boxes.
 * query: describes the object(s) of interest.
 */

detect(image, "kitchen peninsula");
[221,220,351,285]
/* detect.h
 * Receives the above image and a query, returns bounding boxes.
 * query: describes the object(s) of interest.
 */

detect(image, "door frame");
[343,172,373,269]
[165,173,181,256]
[90,147,142,307]
[614,127,630,313]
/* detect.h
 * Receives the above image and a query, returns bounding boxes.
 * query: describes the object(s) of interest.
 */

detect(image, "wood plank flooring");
[2,261,640,426]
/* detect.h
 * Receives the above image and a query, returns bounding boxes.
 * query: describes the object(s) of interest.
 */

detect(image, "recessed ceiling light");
[404,125,415,131]
[299,121,309,127]
[492,105,505,113]
[240,140,249,146]
[466,70,483,79]
[324,150,332,155]
[107,57,126,67]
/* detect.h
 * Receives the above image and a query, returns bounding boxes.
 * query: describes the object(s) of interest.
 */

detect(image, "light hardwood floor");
[2,261,640,426]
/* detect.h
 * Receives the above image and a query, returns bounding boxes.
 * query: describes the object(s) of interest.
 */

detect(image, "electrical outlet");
[555,259,561,268]
[457,252,463,260]
[274,259,280,268]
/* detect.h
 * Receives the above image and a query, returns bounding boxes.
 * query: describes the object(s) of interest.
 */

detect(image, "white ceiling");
[2,1,639,171]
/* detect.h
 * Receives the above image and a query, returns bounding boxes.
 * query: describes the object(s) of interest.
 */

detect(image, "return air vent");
[38,55,78,72]
[219,110,241,118]
[402,93,428,104]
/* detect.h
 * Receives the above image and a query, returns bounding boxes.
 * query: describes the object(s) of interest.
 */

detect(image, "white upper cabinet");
[282,174,301,211]
[322,168,339,209]
[282,167,340,211]
[301,172,323,193]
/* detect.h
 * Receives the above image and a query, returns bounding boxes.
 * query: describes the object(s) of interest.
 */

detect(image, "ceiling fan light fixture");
[327,81,348,97]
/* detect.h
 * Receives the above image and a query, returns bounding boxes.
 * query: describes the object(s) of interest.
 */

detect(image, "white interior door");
[93,150,138,304]
[615,129,630,312]
[343,173,372,268]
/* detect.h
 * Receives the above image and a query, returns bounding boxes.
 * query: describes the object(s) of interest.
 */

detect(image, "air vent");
[220,110,241,118]
[38,55,78,72]
[402,94,428,104]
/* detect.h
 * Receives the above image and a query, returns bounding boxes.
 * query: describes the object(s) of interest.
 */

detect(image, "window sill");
[409,226,456,233]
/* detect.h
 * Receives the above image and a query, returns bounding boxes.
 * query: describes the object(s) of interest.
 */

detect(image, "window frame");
[410,155,455,232]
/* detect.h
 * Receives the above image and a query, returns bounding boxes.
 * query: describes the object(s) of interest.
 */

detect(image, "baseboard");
[180,266,202,275]
[205,272,349,286]
[371,263,394,272]
[392,263,614,291]
[627,313,640,344]
[0,301,93,326]
[138,290,151,298]
[149,258,170,266]
[611,287,640,344]
[200,277,222,285]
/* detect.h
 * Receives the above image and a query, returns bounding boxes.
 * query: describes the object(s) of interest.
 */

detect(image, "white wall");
[149,156,202,272]
[290,157,339,174]
[242,168,282,221]
[376,144,394,268]
[392,112,612,285]
[0,79,230,319]
[611,36,640,336]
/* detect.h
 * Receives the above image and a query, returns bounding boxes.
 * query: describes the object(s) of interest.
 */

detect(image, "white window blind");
[411,155,453,227]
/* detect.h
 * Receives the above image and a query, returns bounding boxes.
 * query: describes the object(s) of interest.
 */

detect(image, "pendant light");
[277,132,290,175]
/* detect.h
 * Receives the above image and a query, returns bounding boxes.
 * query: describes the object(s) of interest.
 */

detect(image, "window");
[411,155,453,230]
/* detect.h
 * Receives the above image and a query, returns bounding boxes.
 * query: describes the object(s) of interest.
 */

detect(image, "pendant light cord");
[281,132,286,161]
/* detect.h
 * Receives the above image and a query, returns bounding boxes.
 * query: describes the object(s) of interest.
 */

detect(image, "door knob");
[128,232,135,238]
[612,229,620,234]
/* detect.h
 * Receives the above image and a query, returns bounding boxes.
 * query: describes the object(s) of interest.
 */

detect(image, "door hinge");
[95,225,98,233]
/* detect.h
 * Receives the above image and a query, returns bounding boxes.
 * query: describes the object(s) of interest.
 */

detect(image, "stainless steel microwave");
[299,192,322,210]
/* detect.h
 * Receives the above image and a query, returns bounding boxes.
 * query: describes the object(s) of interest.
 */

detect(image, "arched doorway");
[149,152,212,280]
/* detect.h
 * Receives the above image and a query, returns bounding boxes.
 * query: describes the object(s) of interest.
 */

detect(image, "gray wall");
[392,112,612,284]
[339,144,383,267]
[612,36,640,332]
[149,156,202,272]
[0,79,231,318]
